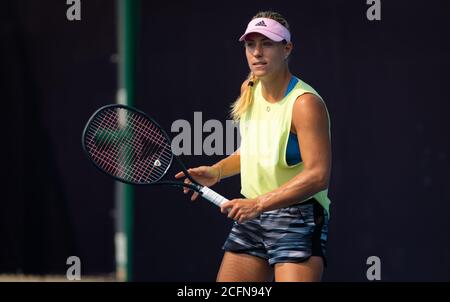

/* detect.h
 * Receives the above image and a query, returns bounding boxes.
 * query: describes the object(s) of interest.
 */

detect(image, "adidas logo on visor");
[254,20,267,27]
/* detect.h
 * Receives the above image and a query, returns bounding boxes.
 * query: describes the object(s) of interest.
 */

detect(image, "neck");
[259,67,292,103]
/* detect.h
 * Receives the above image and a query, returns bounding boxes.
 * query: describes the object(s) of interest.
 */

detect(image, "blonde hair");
[230,11,290,121]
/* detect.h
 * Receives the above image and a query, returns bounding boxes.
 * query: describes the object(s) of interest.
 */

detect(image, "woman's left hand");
[220,198,263,223]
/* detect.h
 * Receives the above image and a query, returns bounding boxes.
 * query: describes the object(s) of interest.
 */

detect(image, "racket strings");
[86,116,147,182]
[88,110,170,182]
[104,110,171,181]
[84,107,173,183]
[88,111,147,179]
[130,114,172,179]
[122,113,173,181]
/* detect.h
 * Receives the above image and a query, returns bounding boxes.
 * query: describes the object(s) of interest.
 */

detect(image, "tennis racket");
[82,104,229,207]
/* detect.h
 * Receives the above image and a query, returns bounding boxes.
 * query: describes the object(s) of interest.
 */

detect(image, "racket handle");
[199,186,229,207]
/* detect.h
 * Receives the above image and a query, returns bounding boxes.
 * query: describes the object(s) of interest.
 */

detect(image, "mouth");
[252,62,267,66]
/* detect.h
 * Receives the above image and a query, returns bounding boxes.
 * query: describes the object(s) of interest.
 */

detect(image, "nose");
[252,43,263,57]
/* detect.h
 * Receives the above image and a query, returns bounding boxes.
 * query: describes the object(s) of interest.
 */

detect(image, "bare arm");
[256,93,331,211]
[212,149,240,181]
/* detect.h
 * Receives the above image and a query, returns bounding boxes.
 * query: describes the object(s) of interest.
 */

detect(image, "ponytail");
[230,73,259,121]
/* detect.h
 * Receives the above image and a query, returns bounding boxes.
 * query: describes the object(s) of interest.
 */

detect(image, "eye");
[245,42,255,48]
[262,41,274,47]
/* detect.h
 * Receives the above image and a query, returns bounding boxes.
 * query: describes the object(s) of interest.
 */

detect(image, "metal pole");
[115,0,139,282]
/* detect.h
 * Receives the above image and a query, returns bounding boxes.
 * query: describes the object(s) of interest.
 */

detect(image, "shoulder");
[292,93,329,128]
[293,93,326,113]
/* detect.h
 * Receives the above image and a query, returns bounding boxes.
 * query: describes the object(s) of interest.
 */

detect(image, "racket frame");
[82,104,203,192]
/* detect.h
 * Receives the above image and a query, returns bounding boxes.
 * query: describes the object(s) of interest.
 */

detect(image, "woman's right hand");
[174,165,221,201]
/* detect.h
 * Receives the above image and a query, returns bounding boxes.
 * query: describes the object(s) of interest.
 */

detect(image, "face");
[244,32,292,78]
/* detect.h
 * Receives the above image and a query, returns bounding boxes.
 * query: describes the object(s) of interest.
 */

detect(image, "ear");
[284,42,293,59]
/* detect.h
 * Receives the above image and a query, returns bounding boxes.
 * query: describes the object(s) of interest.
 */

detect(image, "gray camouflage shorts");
[222,198,329,266]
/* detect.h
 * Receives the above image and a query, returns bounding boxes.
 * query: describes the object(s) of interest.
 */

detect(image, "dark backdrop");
[1,0,449,281]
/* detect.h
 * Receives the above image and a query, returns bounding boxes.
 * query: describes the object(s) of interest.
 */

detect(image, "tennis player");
[175,11,332,282]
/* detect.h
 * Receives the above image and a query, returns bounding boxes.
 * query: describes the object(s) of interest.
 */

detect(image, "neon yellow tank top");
[239,77,331,214]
